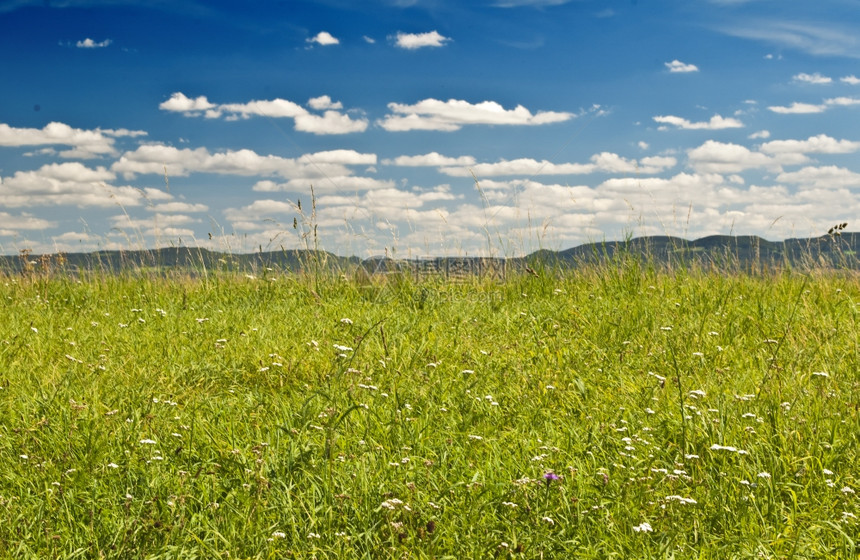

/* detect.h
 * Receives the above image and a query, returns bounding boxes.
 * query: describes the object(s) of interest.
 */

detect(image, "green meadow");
[0,260,857,558]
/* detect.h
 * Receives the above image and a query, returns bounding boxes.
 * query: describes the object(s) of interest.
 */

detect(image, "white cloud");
[841,75,860,85]
[159,92,368,134]
[665,60,699,73]
[592,152,675,174]
[299,149,377,165]
[438,152,673,178]
[637,141,649,150]
[687,140,777,173]
[378,98,574,131]
[760,134,860,155]
[768,97,860,115]
[767,102,825,114]
[824,96,860,107]
[148,202,209,213]
[294,110,369,134]
[217,98,307,119]
[749,130,770,139]
[0,211,57,232]
[776,165,860,189]
[384,152,477,167]
[392,31,451,50]
[363,35,376,44]
[101,128,148,138]
[307,31,339,46]
[653,114,744,130]
[223,200,316,232]
[112,145,346,179]
[76,38,111,48]
[307,95,343,110]
[112,145,384,196]
[159,92,217,114]
[441,158,595,177]
[793,72,832,84]
[0,162,144,208]
[0,121,119,158]
[259,175,395,194]
[112,213,200,229]
[640,155,678,172]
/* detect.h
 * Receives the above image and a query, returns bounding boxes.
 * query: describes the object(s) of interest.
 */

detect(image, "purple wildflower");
[544,471,560,487]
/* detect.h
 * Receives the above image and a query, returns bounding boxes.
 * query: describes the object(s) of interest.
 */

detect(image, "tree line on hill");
[1,232,858,276]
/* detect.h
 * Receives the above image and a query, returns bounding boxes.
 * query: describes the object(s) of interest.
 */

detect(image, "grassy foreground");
[0,263,858,559]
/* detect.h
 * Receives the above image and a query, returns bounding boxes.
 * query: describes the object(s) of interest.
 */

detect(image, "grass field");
[0,259,858,558]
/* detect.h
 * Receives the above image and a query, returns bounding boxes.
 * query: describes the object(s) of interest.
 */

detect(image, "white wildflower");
[665,495,697,505]
[633,522,653,533]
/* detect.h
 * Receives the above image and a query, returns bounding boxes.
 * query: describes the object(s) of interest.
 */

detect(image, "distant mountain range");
[2,233,859,276]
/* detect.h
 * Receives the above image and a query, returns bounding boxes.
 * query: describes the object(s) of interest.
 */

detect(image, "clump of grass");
[0,264,857,558]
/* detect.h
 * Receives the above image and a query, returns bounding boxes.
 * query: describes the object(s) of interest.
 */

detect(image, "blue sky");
[1,0,860,257]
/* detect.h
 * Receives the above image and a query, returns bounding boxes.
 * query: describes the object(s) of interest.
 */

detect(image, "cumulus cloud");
[307,95,343,110]
[253,175,394,194]
[687,140,777,173]
[383,152,477,167]
[440,158,595,177]
[216,98,307,119]
[112,144,346,180]
[768,97,860,114]
[0,162,145,208]
[148,202,209,213]
[749,130,771,139]
[112,213,200,229]
[159,92,217,114]
[776,165,860,189]
[112,144,380,196]
[653,114,744,130]
[307,31,339,46]
[294,110,368,134]
[767,102,825,114]
[392,30,451,49]
[0,121,124,158]
[378,98,574,131]
[299,150,377,165]
[825,96,860,107]
[841,75,860,85]
[665,60,699,73]
[0,211,57,234]
[760,134,860,155]
[76,38,111,48]
[793,72,832,84]
[438,152,675,178]
[159,92,368,134]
